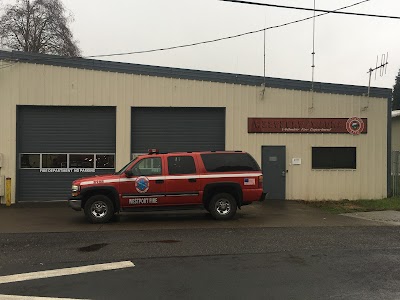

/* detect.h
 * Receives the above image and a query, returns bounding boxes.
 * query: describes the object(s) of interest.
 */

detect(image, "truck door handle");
[188,178,197,183]
[155,180,164,184]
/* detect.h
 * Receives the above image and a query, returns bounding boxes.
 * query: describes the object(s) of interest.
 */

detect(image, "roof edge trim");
[0,50,392,99]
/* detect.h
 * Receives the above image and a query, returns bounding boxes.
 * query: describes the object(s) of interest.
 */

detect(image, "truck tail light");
[258,175,263,188]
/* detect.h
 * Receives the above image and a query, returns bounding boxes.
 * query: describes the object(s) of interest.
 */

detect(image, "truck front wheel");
[208,193,237,220]
[84,195,114,223]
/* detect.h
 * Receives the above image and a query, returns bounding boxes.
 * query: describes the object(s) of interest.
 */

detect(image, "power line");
[1,0,376,62]
[220,0,400,20]
[85,0,372,59]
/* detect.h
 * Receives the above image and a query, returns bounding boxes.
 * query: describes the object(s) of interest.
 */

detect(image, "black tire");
[208,193,237,220]
[84,195,114,224]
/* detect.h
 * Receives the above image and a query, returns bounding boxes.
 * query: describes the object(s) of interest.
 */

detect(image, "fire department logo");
[346,117,364,135]
[135,176,149,193]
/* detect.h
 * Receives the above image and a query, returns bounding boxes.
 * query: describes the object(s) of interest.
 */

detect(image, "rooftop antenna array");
[309,0,317,111]
[367,53,388,97]
[261,12,267,99]
[311,0,316,93]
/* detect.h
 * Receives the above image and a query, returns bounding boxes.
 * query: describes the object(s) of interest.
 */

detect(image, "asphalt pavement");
[0,200,384,233]
[1,226,400,299]
[1,200,399,300]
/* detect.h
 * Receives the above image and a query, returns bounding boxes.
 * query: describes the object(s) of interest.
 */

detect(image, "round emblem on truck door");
[346,117,364,135]
[135,176,150,193]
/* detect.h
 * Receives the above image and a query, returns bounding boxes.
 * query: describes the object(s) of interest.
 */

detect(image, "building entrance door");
[262,146,286,200]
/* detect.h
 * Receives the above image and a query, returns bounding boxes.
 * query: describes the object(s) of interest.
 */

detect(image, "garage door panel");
[131,107,225,153]
[18,170,113,202]
[18,106,116,153]
[17,106,116,202]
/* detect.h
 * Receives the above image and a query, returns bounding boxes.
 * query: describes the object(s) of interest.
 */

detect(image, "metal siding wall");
[16,106,116,201]
[0,61,17,204]
[0,61,389,202]
[236,90,387,201]
[131,107,225,153]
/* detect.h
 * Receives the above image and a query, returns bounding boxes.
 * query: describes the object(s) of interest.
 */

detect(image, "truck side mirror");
[125,170,134,178]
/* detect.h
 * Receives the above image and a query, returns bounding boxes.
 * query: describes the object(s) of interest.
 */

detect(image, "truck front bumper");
[68,197,82,211]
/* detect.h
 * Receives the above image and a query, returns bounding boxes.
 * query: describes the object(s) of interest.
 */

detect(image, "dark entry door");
[262,146,286,200]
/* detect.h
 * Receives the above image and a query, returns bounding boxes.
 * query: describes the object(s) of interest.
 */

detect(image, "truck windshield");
[114,157,138,175]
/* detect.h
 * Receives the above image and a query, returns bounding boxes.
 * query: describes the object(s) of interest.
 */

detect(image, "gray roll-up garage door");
[131,107,225,153]
[17,106,116,202]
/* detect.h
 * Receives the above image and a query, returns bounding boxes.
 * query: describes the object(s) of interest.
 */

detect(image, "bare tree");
[0,0,80,56]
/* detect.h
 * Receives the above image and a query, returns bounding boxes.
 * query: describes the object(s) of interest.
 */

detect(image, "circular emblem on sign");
[135,176,149,193]
[346,117,364,135]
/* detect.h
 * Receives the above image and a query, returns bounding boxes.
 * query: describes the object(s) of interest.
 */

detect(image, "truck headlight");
[71,185,80,196]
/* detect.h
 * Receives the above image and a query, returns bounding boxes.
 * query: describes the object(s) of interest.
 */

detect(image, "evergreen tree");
[393,69,400,111]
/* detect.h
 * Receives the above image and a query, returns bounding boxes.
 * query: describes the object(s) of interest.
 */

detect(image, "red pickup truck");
[68,150,264,223]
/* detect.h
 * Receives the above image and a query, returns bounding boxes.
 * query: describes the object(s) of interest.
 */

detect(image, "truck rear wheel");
[84,195,114,223]
[208,193,237,220]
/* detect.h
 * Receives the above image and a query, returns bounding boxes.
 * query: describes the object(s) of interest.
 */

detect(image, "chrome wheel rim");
[90,201,107,218]
[215,198,231,215]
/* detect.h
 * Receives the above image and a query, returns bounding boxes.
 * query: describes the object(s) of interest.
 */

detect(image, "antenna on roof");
[260,11,267,100]
[367,52,388,97]
[309,0,317,112]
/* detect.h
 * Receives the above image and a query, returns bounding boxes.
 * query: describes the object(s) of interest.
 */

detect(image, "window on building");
[201,153,261,172]
[19,153,116,170]
[131,157,162,176]
[96,154,115,169]
[69,154,95,168]
[168,156,196,175]
[20,154,40,169]
[312,147,356,169]
[42,154,68,168]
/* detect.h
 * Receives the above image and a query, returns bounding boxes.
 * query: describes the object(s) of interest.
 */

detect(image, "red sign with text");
[248,118,367,134]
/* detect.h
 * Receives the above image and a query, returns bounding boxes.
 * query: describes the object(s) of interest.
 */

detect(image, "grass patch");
[303,197,400,214]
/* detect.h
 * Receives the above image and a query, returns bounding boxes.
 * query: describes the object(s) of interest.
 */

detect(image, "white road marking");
[0,261,135,285]
[0,295,88,300]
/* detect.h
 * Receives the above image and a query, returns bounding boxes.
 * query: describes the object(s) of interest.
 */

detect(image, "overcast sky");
[6,0,400,89]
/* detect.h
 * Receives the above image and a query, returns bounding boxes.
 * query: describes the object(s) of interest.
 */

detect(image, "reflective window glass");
[96,154,115,169]
[312,147,356,169]
[131,157,162,176]
[201,153,261,172]
[42,154,67,168]
[69,154,94,168]
[168,156,196,175]
[20,154,40,168]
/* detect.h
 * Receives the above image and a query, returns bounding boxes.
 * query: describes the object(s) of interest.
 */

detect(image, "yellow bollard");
[5,177,11,206]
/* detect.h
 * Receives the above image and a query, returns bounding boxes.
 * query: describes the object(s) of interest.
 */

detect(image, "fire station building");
[0,50,392,203]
